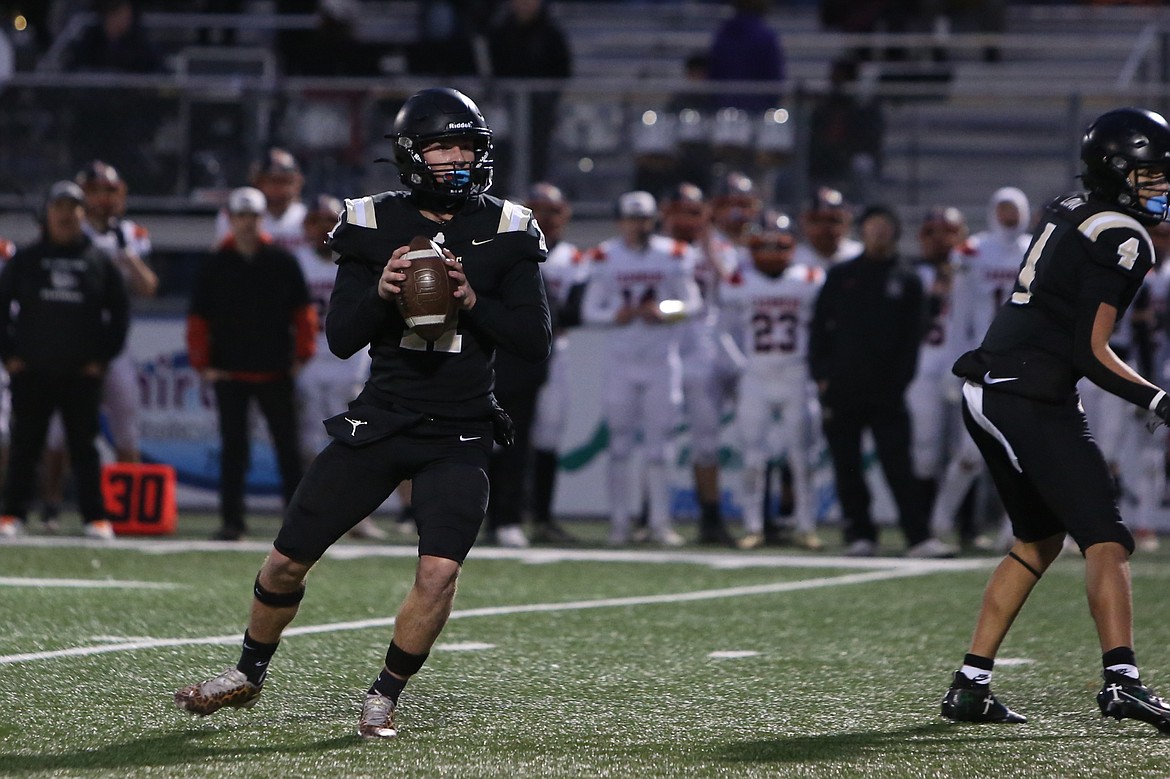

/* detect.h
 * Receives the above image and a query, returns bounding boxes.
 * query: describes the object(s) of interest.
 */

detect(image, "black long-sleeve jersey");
[954,191,1162,408]
[326,190,552,419]
[0,236,129,374]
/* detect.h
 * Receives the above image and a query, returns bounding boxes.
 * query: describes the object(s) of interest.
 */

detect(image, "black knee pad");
[253,574,305,608]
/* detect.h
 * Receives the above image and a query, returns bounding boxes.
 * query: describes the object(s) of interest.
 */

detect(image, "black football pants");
[3,370,105,523]
[821,394,929,547]
[213,377,303,533]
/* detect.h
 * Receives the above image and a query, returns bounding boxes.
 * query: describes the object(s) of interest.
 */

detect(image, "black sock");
[1103,646,1139,680]
[236,630,279,686]
[700,501,720,531]
[957,653,994,687]
[532,449,558,526]
[369,669,409,704]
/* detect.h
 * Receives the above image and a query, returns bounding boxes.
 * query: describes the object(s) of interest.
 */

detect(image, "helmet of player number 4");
[386,88,494,205]
[1081,107,1170,224]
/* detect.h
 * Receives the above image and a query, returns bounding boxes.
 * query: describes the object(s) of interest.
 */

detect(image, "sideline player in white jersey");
[794,186,863,271]
[1132,220,1170,550]
[215,148,309,254]
[930,186,1032,547]
[907,207,969,516]
[663,180,743,546]
[581,191,702,546]
[525,182,588,544]
[722,211,824,550]
[75,160,157,463]
[293,194,381,540]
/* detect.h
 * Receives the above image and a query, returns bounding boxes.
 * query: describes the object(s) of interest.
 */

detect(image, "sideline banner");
[127,315,896,525]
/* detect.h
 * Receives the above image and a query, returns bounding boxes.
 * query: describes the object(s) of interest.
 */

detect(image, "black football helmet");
[387,88,493,206]
[1081,107,1170,224]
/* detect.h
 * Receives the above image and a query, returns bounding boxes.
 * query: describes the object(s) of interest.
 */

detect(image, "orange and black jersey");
[326,191,552,419]
[955,191,1160,407]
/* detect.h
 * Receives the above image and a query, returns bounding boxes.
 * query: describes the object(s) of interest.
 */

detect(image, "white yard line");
[0,577,179,589]
[0,534,994,571]
[0,564,963,666]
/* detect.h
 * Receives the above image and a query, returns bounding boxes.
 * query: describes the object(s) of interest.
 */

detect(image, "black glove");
[491,404,515,447]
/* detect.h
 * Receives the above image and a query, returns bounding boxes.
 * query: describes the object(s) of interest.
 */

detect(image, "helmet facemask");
[395,132,493,202]
[1128,165,1170,222]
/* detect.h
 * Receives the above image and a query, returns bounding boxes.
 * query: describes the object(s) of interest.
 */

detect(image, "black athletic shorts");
[960,381,1133,554]
[275,414,494,565]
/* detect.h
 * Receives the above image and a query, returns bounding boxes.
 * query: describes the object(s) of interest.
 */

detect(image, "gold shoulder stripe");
[497,200,533,234]
[344,197,377,230]
[1078,210,1153,265]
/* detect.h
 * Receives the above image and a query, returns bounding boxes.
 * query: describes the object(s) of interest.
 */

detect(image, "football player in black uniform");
[175,88,552,739]
[941,107,1170,732]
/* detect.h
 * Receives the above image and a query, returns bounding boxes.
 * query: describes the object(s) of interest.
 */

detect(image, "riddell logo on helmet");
[447,121,475,129]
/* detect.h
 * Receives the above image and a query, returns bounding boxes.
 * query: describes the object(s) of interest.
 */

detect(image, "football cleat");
[791,531,825,551]
[737,532,765,551]
[941,672,1027,723]
[649,528,686,547]
[83,520,116,541]
[347,517,388,540]
[1097,671,1170,733]
[357,693,398,739]
[175,668,262,716]
[530,522,578,544]
[0,516,23,539]
[495,525,530,549]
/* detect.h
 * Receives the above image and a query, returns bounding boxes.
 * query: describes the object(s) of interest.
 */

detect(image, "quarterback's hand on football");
[377,246,414,301]
[445,251,477,310]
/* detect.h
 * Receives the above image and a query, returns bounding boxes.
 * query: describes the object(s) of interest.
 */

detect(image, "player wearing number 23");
[943,107,1170,731]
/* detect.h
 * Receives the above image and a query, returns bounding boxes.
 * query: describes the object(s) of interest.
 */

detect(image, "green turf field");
[4,513,1170,778]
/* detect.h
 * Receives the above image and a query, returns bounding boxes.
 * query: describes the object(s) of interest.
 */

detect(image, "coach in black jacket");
[808,204,950,558]
[187,186,317,542]
[0,181,129,540]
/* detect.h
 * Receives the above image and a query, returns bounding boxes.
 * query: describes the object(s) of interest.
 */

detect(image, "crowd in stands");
[1,1,1168,555]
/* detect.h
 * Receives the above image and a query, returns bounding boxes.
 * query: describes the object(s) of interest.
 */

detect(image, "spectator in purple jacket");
[707,0,785,112]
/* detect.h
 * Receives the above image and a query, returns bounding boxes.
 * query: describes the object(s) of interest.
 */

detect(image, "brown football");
[397,236,457,342]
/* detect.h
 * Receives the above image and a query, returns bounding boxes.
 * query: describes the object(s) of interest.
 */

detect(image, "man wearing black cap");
[0,182,129,540]
[808,204,953,558]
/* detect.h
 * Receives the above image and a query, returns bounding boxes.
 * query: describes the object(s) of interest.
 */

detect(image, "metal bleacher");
[3,2,1170,248]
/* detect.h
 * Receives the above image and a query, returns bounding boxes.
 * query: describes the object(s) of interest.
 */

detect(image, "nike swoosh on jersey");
[471,237,494,245]
[459,435,482,441]
[983,372,1019,385]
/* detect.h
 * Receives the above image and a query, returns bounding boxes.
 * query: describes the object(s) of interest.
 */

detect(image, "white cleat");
[83,520,116,541]
[357,693,398,739]
[348,517,388,540]
[495,525,530,548]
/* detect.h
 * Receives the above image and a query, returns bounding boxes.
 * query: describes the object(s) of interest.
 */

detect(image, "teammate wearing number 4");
[942,107,1170,732]
[175,88,551,739]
